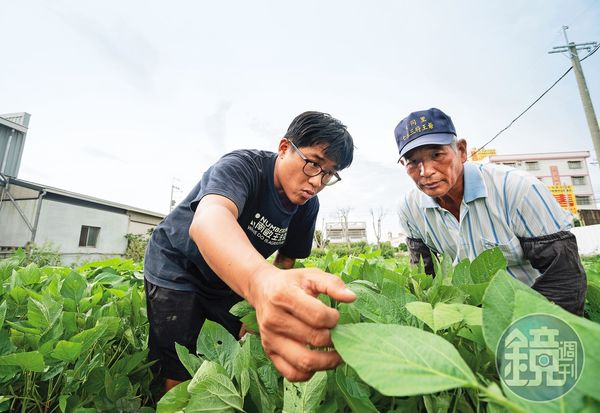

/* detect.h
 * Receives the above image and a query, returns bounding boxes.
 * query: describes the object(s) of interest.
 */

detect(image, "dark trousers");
[145,279,243,381]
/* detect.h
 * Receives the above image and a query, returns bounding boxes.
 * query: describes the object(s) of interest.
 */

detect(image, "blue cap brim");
[398,133,456,160]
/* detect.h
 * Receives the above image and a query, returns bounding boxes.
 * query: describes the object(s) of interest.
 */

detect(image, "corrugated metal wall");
[0,113,29,178]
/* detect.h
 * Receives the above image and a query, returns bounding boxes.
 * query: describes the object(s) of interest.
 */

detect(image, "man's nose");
[419,159,435,177]
[308,174,323,187]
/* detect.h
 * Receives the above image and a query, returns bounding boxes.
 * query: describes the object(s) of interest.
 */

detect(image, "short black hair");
[285,111,354,170]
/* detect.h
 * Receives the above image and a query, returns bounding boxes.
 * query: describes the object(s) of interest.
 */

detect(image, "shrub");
[23,242,62,266]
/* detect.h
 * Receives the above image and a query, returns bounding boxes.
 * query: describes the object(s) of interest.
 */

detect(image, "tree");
[314,218,328,249]
[369,207,387,247]
[336,207,352,247]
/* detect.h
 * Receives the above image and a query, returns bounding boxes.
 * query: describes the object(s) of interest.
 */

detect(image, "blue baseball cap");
[394,108,457,161]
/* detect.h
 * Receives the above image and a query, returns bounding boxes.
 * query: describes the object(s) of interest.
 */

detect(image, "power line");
[469,42,599,160]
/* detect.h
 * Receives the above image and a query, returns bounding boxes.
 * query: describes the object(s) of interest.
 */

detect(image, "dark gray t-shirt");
[144,149,319,296]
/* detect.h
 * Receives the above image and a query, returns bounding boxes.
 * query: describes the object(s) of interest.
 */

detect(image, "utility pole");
[169,177,181,212]
[549,26,600,161]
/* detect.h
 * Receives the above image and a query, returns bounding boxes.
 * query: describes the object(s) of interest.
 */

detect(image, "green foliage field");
[0,249,154,412]
[0,248,599,412]
[158,249,600,413]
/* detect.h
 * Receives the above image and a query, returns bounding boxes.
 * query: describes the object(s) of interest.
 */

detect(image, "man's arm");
[519,231,587,315]
[406,237,435,276]
[189,194,356,381]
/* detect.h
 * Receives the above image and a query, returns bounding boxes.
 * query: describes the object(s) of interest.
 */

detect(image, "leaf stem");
[477,384,527,413]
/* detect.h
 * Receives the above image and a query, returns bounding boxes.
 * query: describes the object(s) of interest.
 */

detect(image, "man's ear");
[278,137,289,158]
[458,139,468,163]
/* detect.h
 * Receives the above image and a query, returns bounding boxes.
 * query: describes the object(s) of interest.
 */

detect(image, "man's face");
[400,141,467,198]
[275,138,339,205]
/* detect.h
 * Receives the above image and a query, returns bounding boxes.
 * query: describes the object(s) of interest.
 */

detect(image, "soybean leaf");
[82,366,106,396]
[332,324,478,396]
[452,259,473,285]
[283,371,327,413]
[50,340,82,362]
[432,253,453,286]
[110,350,150,376]
[156,380,191,413]
[257,364,280,401]
[359,261,384,289]
[9,285,28,305]
[0,301,6,329]
[175,342,203,377]
[498,379,588,413]
[27,295,63,332]
[17,264,42,285]
[241,312,259,335]
[105,372,131,402]
[93,272,124,285]
[0,351,45,372]
[60,271,88,303]
[470,248,506,283]
[458,282,489,306]
[481,270,544,353]
[453,304,483,326]
[79,290,103,313]
[0,331,16,356]
[187,360,244,412]
[405,302,464,332]
[348,283,404,324]
[95,316,120,341]
[196,320,240,378]
[457,325,486,347]
[335,366,379,413]
[512,290,600,401]
[338,302,361,325]
[426,284,469,305]
[70,324,108,353]
[248,368,276,413]
[229,300,254,318]
[585,282,600,322]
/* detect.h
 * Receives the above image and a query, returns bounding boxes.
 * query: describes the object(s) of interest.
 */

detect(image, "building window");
[575,196,591,206]
[503,162,516,167]
[79,226,100,247]
[572,176,586,186]
[568,160,582,169]
[525,161,539,171]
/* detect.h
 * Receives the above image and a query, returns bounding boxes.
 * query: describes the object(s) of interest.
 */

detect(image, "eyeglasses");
[287,139,341,186]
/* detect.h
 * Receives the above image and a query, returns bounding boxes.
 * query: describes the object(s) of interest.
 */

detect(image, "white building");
[486,151,595,209]
[0,112,164,263]
[325,221,368,244]
[0,176,164,263]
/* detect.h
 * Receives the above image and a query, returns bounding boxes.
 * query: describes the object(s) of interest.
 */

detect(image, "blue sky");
[2,0,599,241]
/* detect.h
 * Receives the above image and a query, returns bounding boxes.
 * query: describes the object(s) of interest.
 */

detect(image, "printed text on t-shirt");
[248,213,288,246]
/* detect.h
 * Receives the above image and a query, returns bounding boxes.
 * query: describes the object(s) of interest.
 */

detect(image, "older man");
[395,107,587,315]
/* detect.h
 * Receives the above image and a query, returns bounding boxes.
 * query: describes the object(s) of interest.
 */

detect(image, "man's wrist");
[244,261,280,307]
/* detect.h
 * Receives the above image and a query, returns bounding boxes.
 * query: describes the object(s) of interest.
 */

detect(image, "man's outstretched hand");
[246,267,356,382]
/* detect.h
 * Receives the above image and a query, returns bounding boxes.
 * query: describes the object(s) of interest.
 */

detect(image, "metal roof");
[0,114,29,134]
[2,176,165,219]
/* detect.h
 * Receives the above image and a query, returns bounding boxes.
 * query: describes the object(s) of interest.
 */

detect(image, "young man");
[395,107,587,315]
[144,111,356,391]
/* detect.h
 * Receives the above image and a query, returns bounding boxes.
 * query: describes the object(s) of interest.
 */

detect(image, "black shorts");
[145,279,243,381]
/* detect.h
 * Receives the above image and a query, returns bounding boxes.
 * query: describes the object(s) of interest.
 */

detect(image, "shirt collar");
[418,162,487,208]
[463,162,487,202]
